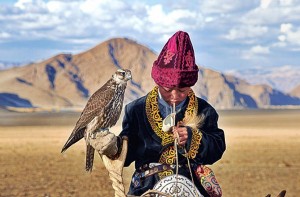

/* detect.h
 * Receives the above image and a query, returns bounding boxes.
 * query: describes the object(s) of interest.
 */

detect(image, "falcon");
[61,69,132,172]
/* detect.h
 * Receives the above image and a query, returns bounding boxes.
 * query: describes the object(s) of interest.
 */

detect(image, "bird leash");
[172,103,200,197]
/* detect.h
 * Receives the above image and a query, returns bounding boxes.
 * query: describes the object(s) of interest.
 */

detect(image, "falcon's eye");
[120,72,125,77]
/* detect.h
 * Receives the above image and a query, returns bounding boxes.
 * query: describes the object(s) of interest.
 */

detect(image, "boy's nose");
[171,90,179,98]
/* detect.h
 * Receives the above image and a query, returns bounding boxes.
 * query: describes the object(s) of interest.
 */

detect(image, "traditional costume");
[119,31,226,196]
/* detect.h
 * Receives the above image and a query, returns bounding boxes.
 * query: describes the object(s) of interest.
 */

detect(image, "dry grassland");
[0,109,299,197]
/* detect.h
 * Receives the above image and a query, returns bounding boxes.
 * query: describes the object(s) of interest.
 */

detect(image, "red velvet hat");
[151,31,199,88]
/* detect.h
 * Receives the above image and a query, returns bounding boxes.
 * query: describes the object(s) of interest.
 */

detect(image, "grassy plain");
[0,109,299,197]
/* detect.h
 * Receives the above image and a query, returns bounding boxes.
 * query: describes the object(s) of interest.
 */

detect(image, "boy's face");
[158,86,191,106]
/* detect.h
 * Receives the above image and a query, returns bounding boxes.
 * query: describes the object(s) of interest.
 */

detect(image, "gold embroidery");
[146,86,200,147]
[159,146,176,164]
[145,86,202,174]
[159,170,173,179]
[146,86,173,146]
[158,146,175,179]
[186,129,202,158]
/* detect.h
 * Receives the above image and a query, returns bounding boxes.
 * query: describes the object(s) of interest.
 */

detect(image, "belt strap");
[137,164,173,179]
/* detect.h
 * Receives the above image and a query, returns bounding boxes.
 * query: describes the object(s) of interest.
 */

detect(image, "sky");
[0,0,300,72]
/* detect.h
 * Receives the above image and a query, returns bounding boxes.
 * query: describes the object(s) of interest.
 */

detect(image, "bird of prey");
[61,69,132,172]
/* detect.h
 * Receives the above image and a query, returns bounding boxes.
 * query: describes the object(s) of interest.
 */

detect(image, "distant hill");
[290,85,300,98]
[0,38,300,110]
[195,68,300,109]
[0,61,23,70]
[226,66,300,93]
[0,38,156,109]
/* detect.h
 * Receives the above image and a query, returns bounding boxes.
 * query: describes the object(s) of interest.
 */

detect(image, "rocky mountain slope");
[225,66,300,93]
[0,38,299,110]
[290,85,300,98]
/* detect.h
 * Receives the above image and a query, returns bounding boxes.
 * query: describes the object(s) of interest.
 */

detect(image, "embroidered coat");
[119,87,226,196]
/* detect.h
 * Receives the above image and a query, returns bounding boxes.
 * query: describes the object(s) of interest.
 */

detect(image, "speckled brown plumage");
[61,69,131,172]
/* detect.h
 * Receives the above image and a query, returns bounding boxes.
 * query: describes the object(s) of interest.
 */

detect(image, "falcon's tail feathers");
[61,128,85,153]
[86,144,95,172]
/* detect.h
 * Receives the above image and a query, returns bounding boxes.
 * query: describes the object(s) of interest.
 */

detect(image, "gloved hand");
[89,130,118,158]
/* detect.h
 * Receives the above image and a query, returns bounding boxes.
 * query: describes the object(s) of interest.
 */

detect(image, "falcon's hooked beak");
[122,69,132,81]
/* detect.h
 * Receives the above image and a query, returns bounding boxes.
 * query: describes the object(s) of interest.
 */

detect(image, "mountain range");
[0,38,300,110]
[0,61,24,70]
[225,66,300,93]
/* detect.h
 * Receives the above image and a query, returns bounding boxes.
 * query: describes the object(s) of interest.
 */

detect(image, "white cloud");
[120,15,144,32]
[242,45,270,60]
[285,29,300,45]
[280,0,294,6]
[235,0,300,30]
[146,5,167,25]
[145,5,202,34]
[0,0,206,51]
[4,0,204,44]
[199,0,254,14]
[280,23,293,33]
[80,0,127,18]
[204,16,215,23]
[250,45,270,54]
[278,23,300,46]
[0,0,300,72]
[15,0,34,9]
[278,35,286,42]
[47,1,75,13]
[260,0,272,8]
[14,0,47,12]
[0,32,11,39]
[224,25,268,40]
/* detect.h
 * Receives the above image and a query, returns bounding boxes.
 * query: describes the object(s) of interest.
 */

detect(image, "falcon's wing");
[61,80,115,152]
[74,83,115,131]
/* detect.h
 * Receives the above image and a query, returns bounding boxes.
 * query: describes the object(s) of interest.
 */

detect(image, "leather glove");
[89,130,118,158]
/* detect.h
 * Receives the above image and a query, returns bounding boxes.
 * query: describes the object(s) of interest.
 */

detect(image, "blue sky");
[0,0,300,72]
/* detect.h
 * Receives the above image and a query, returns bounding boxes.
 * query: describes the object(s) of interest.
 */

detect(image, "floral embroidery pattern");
[185,50,193,68]
[163,50,175,65]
